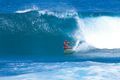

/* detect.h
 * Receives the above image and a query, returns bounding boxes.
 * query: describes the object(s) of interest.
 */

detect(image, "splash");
[74,16,120,49]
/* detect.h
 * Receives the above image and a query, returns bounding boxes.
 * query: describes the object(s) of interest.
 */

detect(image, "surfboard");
[64,49,75,54]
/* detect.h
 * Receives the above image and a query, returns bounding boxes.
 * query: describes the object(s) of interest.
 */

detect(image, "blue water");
[0,0,120,80]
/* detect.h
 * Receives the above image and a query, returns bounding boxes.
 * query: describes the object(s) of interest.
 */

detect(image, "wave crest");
[74,16,120,49]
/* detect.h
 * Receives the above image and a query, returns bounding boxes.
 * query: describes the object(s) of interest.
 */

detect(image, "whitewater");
[1,62,120,80]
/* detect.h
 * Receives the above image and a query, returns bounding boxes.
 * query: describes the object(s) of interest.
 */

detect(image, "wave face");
[0,10,78,61]
[0,10,120,62]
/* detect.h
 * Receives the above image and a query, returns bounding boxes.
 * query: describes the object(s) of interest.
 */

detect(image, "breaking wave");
[0,8,120,61]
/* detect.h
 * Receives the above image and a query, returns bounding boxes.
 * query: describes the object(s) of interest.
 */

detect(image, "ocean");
[0,0,120,80]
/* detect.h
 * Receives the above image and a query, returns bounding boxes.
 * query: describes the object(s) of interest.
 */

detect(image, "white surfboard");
[64,49,75,54]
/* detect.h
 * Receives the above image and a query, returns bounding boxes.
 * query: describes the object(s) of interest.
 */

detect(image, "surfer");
[64,40,75,54]
[64,40,71,50]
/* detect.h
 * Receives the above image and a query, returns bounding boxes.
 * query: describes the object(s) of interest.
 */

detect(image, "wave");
[0,10,120,61]
[1,10,77,33]
[0,10,77,61]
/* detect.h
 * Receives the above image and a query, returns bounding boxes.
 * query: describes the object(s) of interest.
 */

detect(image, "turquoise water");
[0,11,120,62]
[0,0,120,80]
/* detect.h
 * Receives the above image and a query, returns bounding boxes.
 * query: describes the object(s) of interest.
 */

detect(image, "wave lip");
[15,6,39,13]
[16,9,36,13]
[15,6,77,18]
[38,10,77,18]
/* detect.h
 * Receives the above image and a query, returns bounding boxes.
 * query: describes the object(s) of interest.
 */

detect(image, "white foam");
[16,7,77,18]
[38,10,77,18]
[75,16,120,49]
[1,62,120,80]
[15,6,38,13]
